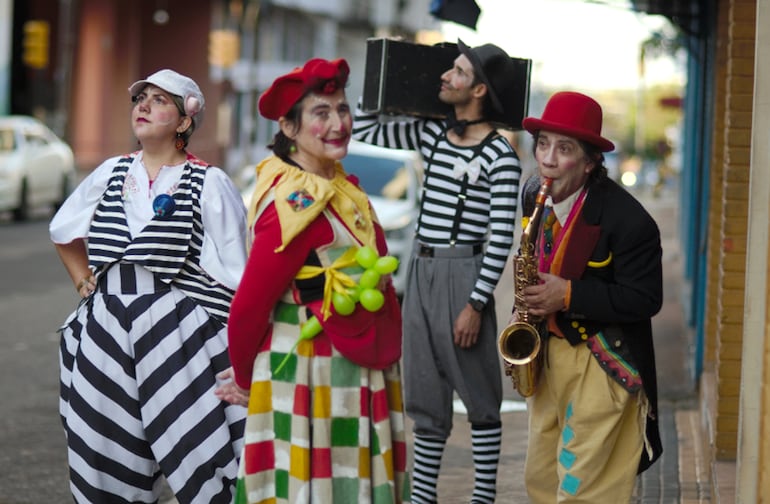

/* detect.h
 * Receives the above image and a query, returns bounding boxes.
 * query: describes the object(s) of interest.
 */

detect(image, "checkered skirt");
[236,297,410,503]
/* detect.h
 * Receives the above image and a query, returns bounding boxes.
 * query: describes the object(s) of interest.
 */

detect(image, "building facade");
[631,0,770,500]
[8,0,435,173]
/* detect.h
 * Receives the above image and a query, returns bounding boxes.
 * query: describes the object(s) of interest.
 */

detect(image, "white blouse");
[50,152,248,290]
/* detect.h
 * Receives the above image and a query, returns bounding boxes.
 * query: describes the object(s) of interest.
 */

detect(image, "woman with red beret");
[215,58,409,503]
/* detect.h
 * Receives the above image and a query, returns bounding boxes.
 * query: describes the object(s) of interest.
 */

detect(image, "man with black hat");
[517,91,663,502]
[353,40,522,503]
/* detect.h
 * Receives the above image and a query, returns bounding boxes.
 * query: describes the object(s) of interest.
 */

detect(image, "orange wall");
[70,0,222,171]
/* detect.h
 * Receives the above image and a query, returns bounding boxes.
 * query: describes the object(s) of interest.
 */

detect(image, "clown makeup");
[285,88,352,177]
[132,86,183,127]
[305,94,351,130]
[438,54,478,107]
[535,131,595,203]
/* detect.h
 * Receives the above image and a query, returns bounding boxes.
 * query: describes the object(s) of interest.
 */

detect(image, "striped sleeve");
[471,140,521,305]
[352,107,426,150]
[353,105,521,306]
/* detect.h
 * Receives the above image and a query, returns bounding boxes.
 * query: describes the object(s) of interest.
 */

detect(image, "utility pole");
[53,0,78,140]
[0,0,12,115]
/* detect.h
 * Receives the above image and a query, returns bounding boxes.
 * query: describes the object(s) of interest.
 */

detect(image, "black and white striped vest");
[87,154,235,323]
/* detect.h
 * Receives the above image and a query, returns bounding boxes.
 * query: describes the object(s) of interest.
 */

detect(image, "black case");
[362,38,532,130]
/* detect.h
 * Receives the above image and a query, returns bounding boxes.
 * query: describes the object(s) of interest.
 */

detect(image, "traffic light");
[22,20,50,69]
[208,30,240,69]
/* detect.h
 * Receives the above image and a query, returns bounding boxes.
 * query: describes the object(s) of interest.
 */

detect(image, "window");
[344,154,411,201]
[0,129,16,152]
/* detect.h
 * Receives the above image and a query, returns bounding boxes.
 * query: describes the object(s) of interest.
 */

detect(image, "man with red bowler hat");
[354,40,522,504]
[516,91,663,503]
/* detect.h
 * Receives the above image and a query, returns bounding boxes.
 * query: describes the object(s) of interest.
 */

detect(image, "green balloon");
[332,291,356,315]
[347,286,362,303]
[359,269,381,289]
[355,246,379,269]
[359,288,385,312]
[300,317,323,339]
[374,256,399,274]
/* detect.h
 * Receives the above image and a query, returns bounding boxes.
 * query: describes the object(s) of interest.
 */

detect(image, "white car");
[239,140,423,296]
[343,141,423,296]
[0,116,76,221]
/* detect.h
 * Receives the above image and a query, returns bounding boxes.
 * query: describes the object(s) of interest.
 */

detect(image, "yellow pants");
[524,336,644,504]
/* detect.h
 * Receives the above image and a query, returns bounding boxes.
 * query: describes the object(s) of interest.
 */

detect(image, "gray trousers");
[402,242,503,439]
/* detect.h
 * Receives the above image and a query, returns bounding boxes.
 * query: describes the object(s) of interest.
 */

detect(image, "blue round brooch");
[152,194,176,217]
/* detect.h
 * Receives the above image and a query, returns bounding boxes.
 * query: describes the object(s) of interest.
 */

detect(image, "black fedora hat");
[457,39,519,124]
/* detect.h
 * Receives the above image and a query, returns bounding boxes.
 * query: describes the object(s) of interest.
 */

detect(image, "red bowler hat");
[522,91,615,152]
[258,58,350,120]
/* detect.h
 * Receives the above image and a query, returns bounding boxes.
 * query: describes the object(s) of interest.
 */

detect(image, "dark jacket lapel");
[557,189,601,280]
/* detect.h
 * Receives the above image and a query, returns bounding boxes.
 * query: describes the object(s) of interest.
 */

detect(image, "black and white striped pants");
[59,263,245,503]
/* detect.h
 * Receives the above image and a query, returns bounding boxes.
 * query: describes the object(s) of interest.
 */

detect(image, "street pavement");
[0,182,694,503]
[0,211,74,504]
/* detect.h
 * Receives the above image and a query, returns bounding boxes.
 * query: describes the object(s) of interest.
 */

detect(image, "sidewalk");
[633,189,712,503]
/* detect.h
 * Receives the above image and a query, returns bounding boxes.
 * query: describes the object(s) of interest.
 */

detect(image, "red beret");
[258,58,350,120]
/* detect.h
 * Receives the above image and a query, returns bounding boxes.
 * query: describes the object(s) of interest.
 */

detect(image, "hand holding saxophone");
[522,272,569,316]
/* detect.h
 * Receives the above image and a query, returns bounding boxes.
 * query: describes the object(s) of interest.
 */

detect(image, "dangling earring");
[289,143,297,153]
[175,132,185,151]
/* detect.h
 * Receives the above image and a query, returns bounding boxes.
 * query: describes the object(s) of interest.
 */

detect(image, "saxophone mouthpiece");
[536,177,554,206]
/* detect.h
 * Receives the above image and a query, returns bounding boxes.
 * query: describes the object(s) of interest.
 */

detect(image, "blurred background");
[0,0,685,193]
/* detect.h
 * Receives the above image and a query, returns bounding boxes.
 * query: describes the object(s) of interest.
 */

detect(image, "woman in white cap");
[50,69,247,503]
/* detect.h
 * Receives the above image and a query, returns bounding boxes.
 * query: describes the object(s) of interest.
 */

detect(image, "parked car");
[0,116,76,221]
[239,140,423,296]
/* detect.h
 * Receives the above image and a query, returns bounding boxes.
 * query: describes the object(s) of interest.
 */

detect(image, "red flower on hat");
[321,80,339,94]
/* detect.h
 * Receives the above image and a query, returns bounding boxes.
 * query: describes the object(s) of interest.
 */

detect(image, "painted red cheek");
[156,110,176,123]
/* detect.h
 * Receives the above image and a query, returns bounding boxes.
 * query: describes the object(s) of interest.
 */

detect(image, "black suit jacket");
[552,177,663,473]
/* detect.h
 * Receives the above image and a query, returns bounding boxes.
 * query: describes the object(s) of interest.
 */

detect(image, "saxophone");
[498,176,553,397]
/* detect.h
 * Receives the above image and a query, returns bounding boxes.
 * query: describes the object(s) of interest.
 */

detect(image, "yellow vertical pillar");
[739,0,770,500]
[715,0,755,462]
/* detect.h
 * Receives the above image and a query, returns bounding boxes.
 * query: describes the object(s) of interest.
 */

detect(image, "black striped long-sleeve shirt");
[352,110,521,305]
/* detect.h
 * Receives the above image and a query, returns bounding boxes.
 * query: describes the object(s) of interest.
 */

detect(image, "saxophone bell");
[498,319,543,398]
[498,321,541,365]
